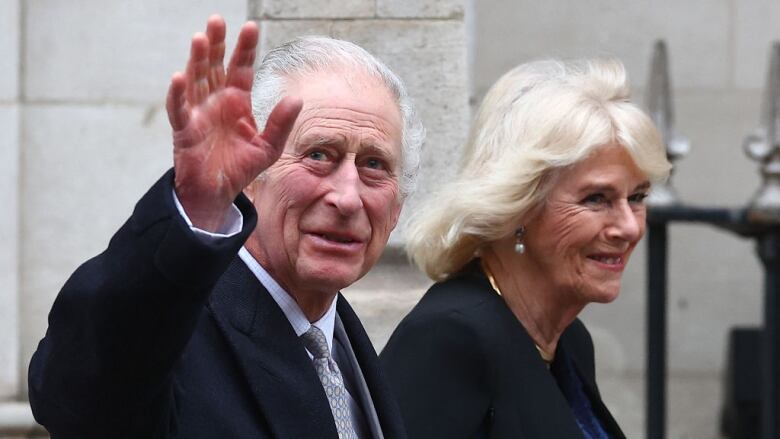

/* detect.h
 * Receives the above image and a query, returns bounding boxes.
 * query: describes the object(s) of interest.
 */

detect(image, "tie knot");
[301,325,330,359]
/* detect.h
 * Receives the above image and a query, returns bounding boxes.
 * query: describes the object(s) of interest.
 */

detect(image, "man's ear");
[389,200,403,230]
[243,180,260,203]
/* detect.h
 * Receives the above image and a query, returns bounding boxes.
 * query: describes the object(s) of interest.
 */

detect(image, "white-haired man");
[29,15,423,439]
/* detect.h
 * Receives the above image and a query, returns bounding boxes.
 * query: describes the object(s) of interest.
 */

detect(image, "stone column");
[250,0,470,246]
[0,0,21,402]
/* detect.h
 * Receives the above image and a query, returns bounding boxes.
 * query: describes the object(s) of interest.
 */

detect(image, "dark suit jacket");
[380,262,625,439]
[28,170,406,439]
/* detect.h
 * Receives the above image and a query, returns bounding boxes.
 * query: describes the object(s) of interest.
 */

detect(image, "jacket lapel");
[207,258,339,439]
[503,316,586,438]
[465,269,585,438]
[337,296,407,439]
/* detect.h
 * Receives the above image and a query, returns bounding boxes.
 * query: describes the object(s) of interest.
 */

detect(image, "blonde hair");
[406,59,671,281]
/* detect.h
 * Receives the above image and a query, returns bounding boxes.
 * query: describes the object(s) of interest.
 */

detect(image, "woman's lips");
[587,253,625,271]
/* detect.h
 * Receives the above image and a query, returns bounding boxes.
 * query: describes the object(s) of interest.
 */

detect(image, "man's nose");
[607,201,643,242]
[324,161,363,216]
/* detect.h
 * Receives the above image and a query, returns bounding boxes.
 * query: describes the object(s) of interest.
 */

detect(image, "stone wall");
[0,0,21,403]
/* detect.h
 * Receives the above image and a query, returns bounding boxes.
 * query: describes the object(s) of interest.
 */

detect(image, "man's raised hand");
[166,16,302,232]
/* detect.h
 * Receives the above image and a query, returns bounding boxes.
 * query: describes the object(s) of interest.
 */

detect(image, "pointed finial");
[744,42,780,222]
[645,40,690,206]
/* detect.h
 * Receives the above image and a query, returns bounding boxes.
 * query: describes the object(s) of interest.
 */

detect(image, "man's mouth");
[316,233,358,244]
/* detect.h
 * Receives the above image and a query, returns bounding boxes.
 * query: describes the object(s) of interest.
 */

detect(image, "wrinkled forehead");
[285,69,403,142]
[285,64,398,102]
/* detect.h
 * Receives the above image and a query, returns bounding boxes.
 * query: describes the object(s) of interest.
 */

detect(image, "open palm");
[166,16,301,231]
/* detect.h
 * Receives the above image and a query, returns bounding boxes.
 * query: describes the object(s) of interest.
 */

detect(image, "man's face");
[247,70,403,300]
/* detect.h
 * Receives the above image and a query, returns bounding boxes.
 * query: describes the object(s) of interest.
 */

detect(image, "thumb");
[260,97,303,150]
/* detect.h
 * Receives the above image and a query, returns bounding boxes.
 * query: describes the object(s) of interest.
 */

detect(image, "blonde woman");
[381,59,671,439]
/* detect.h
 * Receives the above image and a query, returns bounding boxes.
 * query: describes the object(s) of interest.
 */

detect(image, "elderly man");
[28,16,423,439]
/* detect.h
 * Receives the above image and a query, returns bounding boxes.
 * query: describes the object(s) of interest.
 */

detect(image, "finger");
[258,96,303,150]
[166,72,190,131]
[206,15,226,91]
[185,32,210,105]
[225,21,259,92]
[235,117,257,142]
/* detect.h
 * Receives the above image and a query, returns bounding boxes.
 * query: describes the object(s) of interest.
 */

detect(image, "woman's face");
[524,143,650,305]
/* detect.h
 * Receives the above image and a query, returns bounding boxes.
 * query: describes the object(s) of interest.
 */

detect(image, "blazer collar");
[207,258,340,439]
[464,266,625,438]
[459,267,585,438]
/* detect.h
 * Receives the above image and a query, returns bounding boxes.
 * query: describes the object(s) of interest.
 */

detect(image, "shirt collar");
[238,247,338,354]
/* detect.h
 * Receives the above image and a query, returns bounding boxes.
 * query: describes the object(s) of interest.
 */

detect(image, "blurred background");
[1,0,777,437]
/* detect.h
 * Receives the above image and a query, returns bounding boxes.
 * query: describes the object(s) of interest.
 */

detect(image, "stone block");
[376,0,463,18]
[734,0,780,89]
[257,20,335,56]
[472,0,730,102]
[256,19,470,247]
[20,104,172,387]
[25,0,247,103]
[0,0,19,100]
[251,0,373,19]
[0,106,19,399]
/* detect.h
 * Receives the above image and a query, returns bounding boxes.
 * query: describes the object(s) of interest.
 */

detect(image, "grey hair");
[405,58,672,281]
[251,36,425,198]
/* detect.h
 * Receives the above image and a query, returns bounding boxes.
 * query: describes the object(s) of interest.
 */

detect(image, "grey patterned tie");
[301,325,358,439]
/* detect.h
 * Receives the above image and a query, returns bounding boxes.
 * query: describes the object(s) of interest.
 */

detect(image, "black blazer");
[28,170,405,439]
[380,262,625,439]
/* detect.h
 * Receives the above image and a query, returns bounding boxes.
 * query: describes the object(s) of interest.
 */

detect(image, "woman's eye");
[582,193,607,204]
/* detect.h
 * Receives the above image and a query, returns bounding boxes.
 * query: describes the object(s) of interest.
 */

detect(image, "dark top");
[28,170,406,439]
[380,261,625,439]
[550,345,612,439]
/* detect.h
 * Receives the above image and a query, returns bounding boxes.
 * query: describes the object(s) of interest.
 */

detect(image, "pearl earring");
[514,226,526,254]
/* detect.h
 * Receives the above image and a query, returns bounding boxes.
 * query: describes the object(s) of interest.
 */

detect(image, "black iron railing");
[644,39,780,439]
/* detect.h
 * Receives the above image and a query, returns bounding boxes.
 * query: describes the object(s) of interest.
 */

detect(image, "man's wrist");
[172,189,243,240]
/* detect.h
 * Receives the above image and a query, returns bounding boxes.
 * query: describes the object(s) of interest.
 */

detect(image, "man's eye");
[308,151,327,161]
[365,158,385,170]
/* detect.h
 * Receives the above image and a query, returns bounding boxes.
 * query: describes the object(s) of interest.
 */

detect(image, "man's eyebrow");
[297,134,343,147]
[360,143,395,157]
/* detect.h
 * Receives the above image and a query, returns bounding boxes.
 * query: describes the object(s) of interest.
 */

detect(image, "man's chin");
[297,263,365,293]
